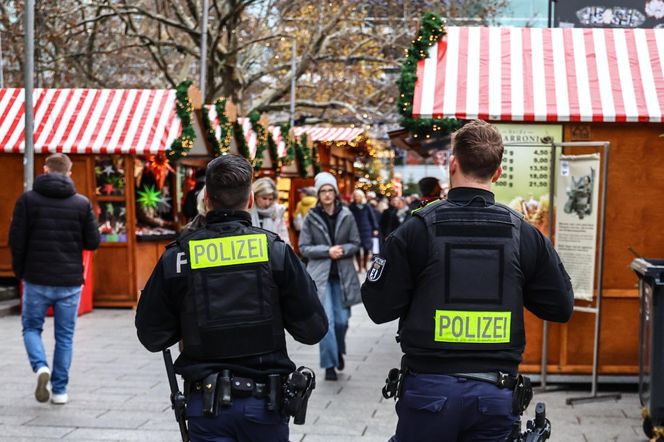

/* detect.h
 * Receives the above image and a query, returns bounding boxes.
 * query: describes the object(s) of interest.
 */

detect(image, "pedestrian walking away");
[9,153,101,405]
[361,120,574,442]
[299,171,362,382]
[136,154,327,442]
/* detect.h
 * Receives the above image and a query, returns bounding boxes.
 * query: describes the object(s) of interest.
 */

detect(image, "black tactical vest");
[401,197,526,355]
[177,221,285,360]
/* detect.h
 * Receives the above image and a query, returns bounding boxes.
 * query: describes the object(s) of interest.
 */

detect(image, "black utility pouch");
[202,373,219,416]
[511,374,533,415]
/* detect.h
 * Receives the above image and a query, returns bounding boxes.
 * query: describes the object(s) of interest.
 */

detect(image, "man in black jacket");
[136,154,327,442]
[362,120,574,442]
[9,153,100,405]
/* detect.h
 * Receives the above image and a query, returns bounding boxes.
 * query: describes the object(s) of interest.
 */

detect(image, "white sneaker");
[51,393,68,405]
[35,366,51,403]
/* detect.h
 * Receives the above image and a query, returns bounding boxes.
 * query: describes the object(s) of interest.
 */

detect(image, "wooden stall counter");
[135,236,175,293]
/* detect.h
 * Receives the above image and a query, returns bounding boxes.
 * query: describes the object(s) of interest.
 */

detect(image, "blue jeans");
[319,279,350,369]
[393,373,517,442]
[187,393,289,442]
[22,281,81,395]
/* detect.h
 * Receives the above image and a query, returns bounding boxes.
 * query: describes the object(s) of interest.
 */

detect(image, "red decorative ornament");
[102,183,115,195]
[144,153,174,189]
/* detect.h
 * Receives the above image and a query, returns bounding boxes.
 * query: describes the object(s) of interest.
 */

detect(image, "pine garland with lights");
[215,98,233,155]
[312,142,321,175]
[233,121,251,161]
[278,122,295,164]
[249,111,269,170]
[201,100,221,156]
[167,80,196,162]
[397,12,463,139]
[266,132,280,172]
[295,133,312,178]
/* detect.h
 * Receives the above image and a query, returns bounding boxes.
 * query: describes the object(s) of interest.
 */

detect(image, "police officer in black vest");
[362,120,574,442]
[136,154,328,442]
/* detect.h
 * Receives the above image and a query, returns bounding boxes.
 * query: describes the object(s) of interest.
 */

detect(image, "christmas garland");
[249,111,269,170]
[266,132,280,172]
[200,97,233,157]
[295,133,312,178]
[201,100,221,156]
[278,122,295,164]
[312,142,321,175]
[397,12,463,139]
[233,121,251,161]
[168,80,196,162]
[215,98,233,155]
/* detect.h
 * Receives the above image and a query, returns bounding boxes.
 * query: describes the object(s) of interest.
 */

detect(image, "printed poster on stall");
[554,154,601,301]
[492,124,563,236]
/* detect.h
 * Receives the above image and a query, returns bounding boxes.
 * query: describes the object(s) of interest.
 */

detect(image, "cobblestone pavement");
[0,307,647,441]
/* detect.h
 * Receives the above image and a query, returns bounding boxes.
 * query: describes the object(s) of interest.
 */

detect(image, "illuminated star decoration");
[137,185,163,210]
[102,183,115,195]
[102,164,115,175]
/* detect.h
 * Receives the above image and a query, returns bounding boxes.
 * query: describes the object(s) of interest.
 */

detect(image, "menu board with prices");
[492,124,563,235]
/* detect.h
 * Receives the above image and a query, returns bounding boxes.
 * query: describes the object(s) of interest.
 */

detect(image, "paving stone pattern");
[0,307,647,441]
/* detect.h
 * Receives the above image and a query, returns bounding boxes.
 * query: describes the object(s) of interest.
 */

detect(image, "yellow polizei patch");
[189,234,269,269]
[434,310,511,343]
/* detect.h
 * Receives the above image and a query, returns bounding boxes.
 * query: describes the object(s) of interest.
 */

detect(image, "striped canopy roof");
[0,88,181,154]
[412,27,664,123]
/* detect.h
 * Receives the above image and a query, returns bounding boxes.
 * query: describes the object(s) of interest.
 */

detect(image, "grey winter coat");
[299,205,362,307]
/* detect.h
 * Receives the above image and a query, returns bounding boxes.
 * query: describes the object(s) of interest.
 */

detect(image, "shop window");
[97,201,127,243]
[95,156,125,196]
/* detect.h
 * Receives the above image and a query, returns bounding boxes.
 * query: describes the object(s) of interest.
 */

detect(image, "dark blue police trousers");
[392,372,517,442]
[186,392,289,442]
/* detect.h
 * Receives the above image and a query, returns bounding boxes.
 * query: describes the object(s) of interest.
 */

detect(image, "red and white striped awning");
[294,126,364,142]
[412,27,664,123]
[0,88,181,154]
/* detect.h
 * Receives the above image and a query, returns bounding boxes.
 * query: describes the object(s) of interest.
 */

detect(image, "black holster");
[382,368,402,400]
[282,366,316,425]
[511,374,533,415]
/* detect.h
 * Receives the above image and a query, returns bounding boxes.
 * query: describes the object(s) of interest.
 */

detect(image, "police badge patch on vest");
[368,257,386,282]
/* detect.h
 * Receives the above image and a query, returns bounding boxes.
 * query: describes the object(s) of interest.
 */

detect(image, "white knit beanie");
[314,172,339,196]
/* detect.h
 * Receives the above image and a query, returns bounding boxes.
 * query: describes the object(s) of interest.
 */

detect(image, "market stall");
[403,22,664,376]
[0,86,207,307]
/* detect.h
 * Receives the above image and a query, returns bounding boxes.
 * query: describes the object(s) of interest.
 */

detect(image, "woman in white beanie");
[298,172,361,381]
[249,177,290,246]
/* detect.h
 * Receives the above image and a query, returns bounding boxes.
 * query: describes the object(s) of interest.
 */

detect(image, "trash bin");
[631,258,664,441]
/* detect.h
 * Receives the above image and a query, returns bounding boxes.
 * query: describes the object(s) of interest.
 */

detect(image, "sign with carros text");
[492,124,563,236]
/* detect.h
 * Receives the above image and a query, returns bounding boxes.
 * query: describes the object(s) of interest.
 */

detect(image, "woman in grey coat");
[299,172,361,381]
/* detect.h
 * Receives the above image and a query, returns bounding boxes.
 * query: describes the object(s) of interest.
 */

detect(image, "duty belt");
[450,371,519,389]
[189,376,268,399]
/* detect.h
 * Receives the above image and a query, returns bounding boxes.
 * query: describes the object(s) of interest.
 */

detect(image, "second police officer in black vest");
[362,120,574,442]
[136,154,328,442]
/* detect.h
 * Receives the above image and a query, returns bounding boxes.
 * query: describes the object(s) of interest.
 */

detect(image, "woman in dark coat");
[349,189,379,272]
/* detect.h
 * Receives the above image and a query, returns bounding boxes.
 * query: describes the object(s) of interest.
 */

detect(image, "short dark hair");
[45,153,72,174]
[418,177,441,197]
[452,120,504,180]
[205,154,253,210]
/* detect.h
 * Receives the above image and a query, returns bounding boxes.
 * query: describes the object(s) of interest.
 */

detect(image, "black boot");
[337,353,345,371]
[325,368,338,381]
